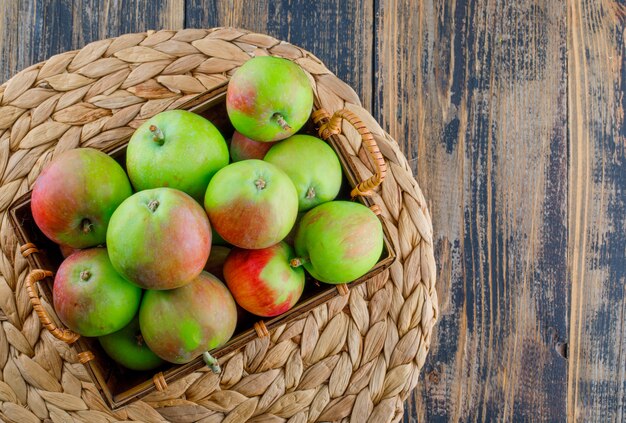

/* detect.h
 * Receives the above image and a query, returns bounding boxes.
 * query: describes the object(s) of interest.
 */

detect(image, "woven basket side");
[0,27,437,423]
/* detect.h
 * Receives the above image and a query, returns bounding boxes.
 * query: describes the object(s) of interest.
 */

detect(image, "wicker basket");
[0,28,437,423]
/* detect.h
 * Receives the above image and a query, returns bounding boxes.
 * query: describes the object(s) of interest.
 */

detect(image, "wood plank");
[374,1,569,421]
[185,0,374,109]
[567,1,626,421]
[0,0,184,85]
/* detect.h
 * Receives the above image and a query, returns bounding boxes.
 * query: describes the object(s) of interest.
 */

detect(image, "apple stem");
[81,218,93,234]
[290,257,309,268]
[149,125,165,145]
[202,351,221,374]
[255,178,266,190]
[148,200,160,212]
[306,186,316,199]
[80,270,91,281]
[272,113,291,131]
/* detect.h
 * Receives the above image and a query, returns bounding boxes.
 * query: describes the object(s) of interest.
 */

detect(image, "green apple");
[107,188,212,290]
[139,271,237,364]
[53,248,142,337]
[226,56,314,142]
[264,135,342,211]
[126,110,229,202]
[293,201,383,284]
[204,160,298,249]
[98,316,164,371]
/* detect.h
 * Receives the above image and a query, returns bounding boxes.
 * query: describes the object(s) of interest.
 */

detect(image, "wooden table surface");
[1,1,624,422]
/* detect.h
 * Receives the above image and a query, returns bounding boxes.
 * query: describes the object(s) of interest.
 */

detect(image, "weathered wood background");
[0,0,624,421]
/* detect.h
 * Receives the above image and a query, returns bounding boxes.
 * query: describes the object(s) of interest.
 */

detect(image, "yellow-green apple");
[223,242,304,317]
[53,248,142,337]
[98,316,164,371]
[293,201,383,284]
[264,135,342,211]
[107,188,211,290]
[126,110,229,202]
[31,148,132,249]
[204,160,298,249]
[139,271,237,364]
[226,56,313,142]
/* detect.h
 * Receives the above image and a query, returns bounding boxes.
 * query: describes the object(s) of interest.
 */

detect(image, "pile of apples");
[30,57,384,371]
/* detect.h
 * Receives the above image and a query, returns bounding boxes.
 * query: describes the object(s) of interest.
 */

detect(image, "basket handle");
[25,269,80,344]
[312,108,387,197]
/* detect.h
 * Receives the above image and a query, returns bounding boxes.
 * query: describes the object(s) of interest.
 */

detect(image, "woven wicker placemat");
[0,28,438,423]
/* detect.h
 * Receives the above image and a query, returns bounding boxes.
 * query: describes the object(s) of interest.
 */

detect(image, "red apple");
[31,148,132,248]
[230,131,277,162]
[204,160,298,249]
[223,242,304,317]
[107,188,211,290]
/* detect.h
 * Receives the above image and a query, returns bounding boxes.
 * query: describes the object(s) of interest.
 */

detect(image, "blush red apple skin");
[264,135,343,211]
[53,248,142,337]
[204,160,298,249]
[230,131,277,162]
[126,110,229,202]
[31,148,132,249]
[98,316,164,371]
[107,188,211,290]
[139,271,237,364]
[226,56,314,142]
[223,242,304,317]
[294,201,383,284]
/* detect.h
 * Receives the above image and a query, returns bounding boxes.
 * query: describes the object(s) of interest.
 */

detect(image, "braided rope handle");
[312,109,387,197]
[25,269,80,344]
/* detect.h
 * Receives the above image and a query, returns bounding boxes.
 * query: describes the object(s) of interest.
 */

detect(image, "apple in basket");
[223,242,305,317]
[293,201,384,284]
[107,188,211,290]
[53,248,142,337]
[264,134,343,211]
[204,160,298,249]
[126,110,229,202]
[230,130,278,162]
[31,148,132,249]
[139,271,237,364]
[226,56,314,142]
[98,316,165,371]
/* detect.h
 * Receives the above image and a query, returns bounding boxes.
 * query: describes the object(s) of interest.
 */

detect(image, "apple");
[53,248,142,337]
[59,244,80,259]
[230,131,277,162]
[139,271,237,364]
[126,110,229,202]
[226,56,314,142]
[31,148,132,249]
[264,135,342,211]
[98,316,164,371]
[205,245,231,281]
[293,201,383,284]
[204,160,298,249]
[107,188,211,290]
[223,242,304,317]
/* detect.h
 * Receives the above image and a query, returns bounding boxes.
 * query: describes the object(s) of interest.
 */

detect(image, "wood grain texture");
[184,0,374,109]
[0,0,184,83]
[374,1,569,421]
[568,1,626,421]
